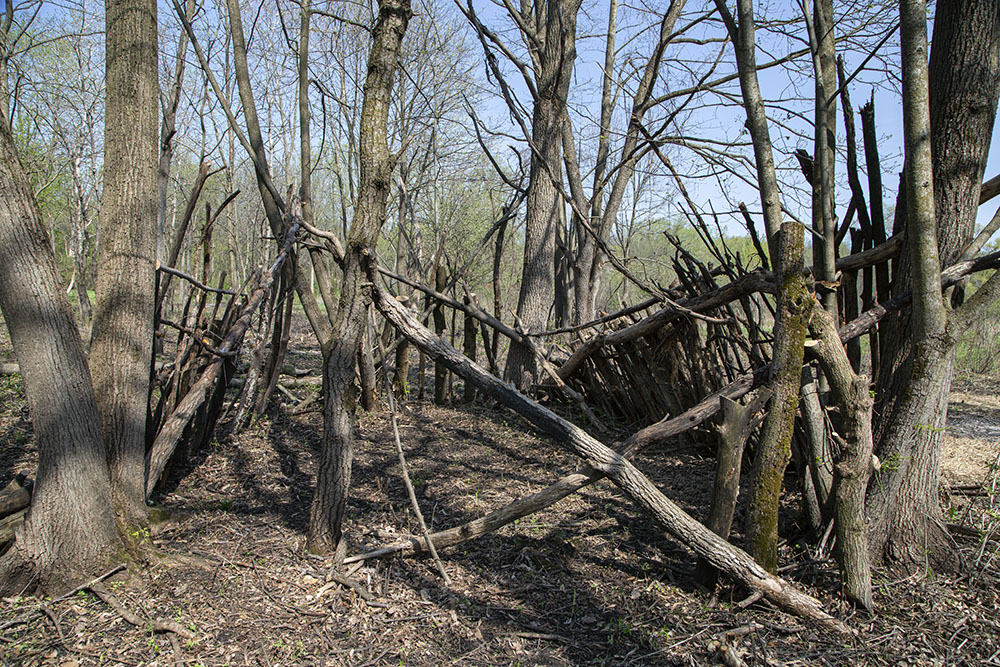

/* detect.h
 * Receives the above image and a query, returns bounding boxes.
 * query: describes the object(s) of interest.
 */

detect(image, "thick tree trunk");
[871,0,1000,568]
[307,0,411,557]
[0,109,119,594]
[90,0,159,527]
[503,0,581,390]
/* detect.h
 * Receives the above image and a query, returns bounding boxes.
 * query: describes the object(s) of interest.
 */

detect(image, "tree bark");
[463,294,477,403]
[695,391,770,590]
[870,0,1000,568]
[69,155,93,326]
[90,0,159,527]
[307,0,411,557]
[433,263,447,404]
[808,0,838,317]
[715,0,811,573]
[503,0,581,390]
[807,308,874,610]
[0,108,119,594]
[572,0,617,324]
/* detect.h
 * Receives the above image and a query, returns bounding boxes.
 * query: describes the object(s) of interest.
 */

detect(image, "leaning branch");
[368,262,848,634]
[145,223,300,498]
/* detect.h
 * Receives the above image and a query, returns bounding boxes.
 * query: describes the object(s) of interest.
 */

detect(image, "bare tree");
[499,0,582,390]
[714,0,811,573]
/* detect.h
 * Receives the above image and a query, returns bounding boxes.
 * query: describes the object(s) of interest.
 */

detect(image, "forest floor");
[1,321,1000,666]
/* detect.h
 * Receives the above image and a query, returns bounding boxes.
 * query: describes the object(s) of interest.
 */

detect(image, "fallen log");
[0,362,19,375]
[0,477,31,518]
[350,248,1000,567]
[0,508,27,554]
[369,267,849,634]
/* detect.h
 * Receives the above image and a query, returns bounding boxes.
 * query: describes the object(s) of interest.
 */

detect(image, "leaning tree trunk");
[90,0,159,528]
[870,0,1000,568]
[0,106,119,594]
[307,0,411,557]
[503,0,581,390]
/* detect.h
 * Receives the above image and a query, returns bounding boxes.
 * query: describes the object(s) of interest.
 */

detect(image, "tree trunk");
[695,391,770,590]
[0,107,119,594]
[90,0,159,527]
[871,0,1000,568]
[503,0,581,390]
[463,294,477,403]
[307,0,411,557]
[433,263,447,404]
[807,308,874,610]
[69,155,92,326]
[809,0,838,317]
[715,0,811,573]
[573,0,617,325]
[157,0,194,262]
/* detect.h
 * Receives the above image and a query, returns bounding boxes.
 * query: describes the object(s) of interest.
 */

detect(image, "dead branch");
[369,266,849,634]
[0,477,31,518]
[156,263,237,297]
[145,222,300,498]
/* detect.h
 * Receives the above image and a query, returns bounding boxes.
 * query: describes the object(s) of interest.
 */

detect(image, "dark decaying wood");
[695,389,771,590]
[433,263,447,405]
[462,295,477,403]
[369,270,849,634]
[0,477,31,518]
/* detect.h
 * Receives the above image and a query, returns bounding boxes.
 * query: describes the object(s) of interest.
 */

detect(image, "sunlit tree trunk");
[307,0,412,556]
[504,0,581,390]
[870,0,1000,568]
[90,0,159,528]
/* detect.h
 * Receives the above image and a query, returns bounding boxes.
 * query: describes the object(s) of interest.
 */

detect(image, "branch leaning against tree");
[348,246,1000,573]
[367,263,849,634]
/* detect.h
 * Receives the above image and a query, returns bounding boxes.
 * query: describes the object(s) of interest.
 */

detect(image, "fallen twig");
[0,563,125,634]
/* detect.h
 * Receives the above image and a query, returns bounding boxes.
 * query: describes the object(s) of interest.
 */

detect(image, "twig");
[89,582,197,639]
[159,318,235,358]
[168,633,184,667]
[0,563,126,633]
[157,262,237,296]
[327,572,373,601]
[371,312,450,585]
[88,582,145,626]
[38,603,64,645]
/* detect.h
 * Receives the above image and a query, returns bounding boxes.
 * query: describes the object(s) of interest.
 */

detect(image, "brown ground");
[1,323,999,665]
